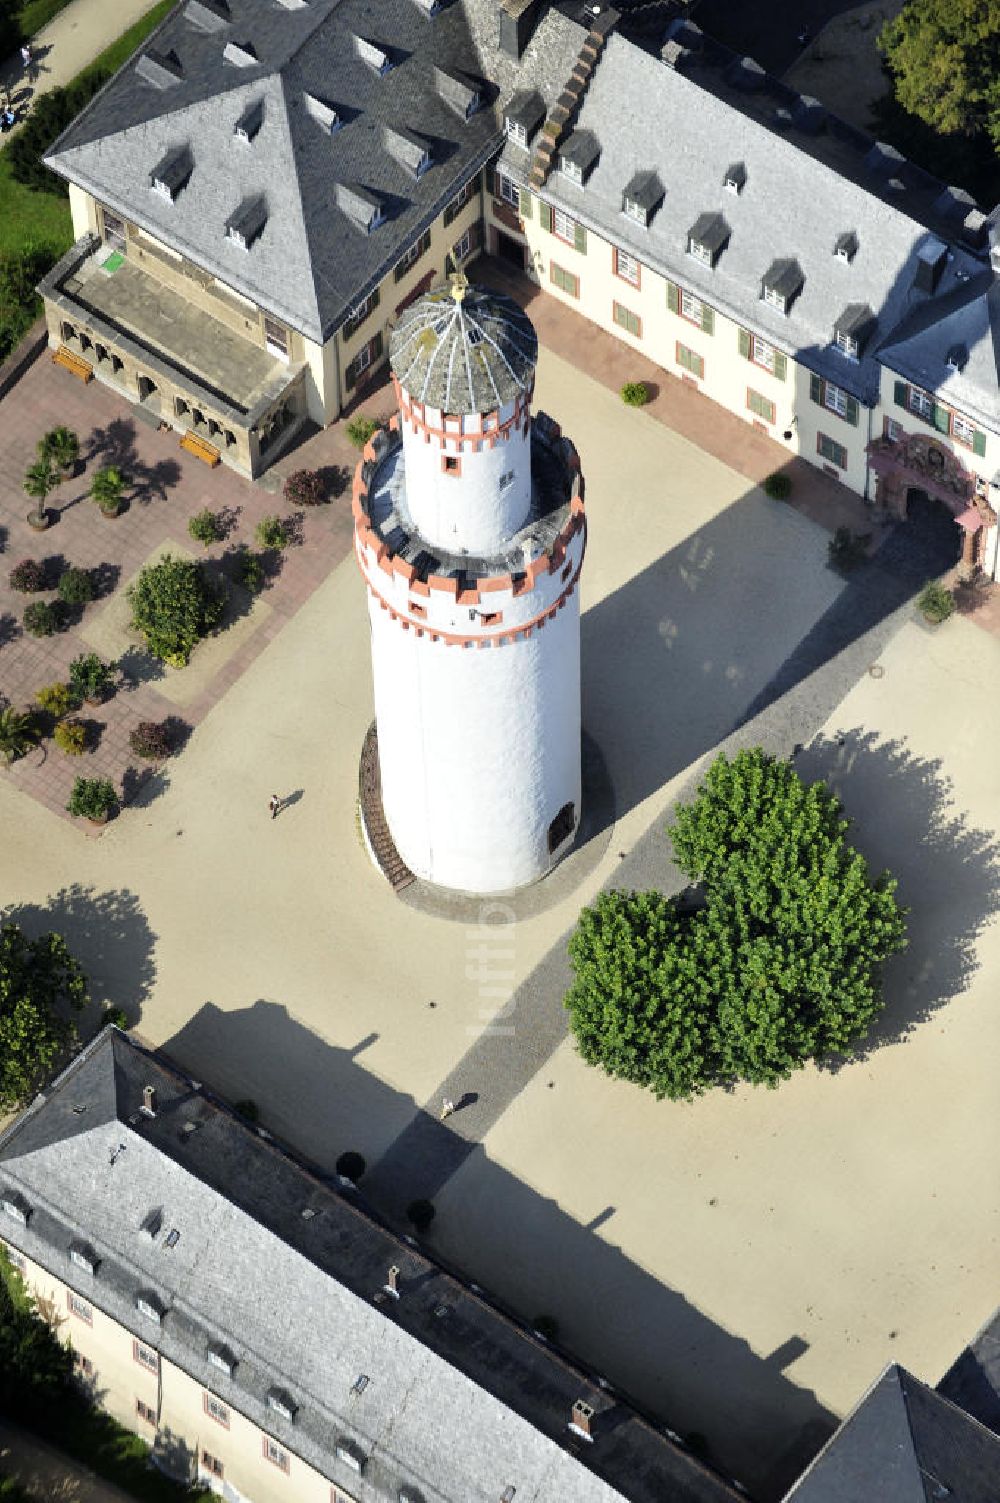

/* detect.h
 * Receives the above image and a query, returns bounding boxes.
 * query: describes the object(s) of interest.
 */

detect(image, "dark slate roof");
[498,28,990,404]
[42,0,583,343]
[389,282,537,411]
[0,1029,741,1503]
[878,271,1000,429]
[938,1306,1000,1439]
[783,1365,1000,1502]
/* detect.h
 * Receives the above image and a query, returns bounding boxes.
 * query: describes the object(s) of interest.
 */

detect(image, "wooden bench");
[51,345,93,383]
[180,430,221,467]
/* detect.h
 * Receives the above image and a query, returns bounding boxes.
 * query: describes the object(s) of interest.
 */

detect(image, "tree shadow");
[1,884,157,1031]
[90,562,120,600]
[162,714,192,753]
[122,764,170,809]
[0,613,20,649]
[794,728,1000,1068]
[117,645,165,690]
[82,418,182,507]
[0,523,8,553]
[317,463,350,499]
[161,998,838,1497]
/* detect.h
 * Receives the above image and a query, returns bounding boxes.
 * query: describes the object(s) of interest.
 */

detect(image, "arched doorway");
[904,487,962,574]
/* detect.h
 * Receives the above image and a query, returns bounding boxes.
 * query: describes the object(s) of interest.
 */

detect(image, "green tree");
[0,925,87,1110]
[565,751,907,1099]
[127,554,224,665]
[0,706,40,766]
[880,0,1000,148]
[22,455,60,528]
[0,1249,74,1422]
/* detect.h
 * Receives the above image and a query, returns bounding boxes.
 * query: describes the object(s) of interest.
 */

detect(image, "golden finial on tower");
[446,249,469,305]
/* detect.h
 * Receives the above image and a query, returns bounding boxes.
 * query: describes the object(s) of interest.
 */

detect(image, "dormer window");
[835,330,859,359]
[761,258,804,316]
[503,90,545,149]
[234,99,263,141]
[562,158,582,185]
[946,344,967,373]
[208,1343,236,1376]
[225,196,267,251]
[1,1193,29,1225]
[336,1442,366,1473]
[724,162,746,195]
[303,94,341,134]
[835,231,858,263]
[434,66,480,120]
[69,1241,98,1275]
[337,183,386,235]
[687,213,729,269]
[355,36,391,74]
[268,1388,297,1421]
[385,125,432,179]
[149,146,192,203]
[833,303,873,361]
[136,1294,163,1323]
[621,170,663,229]
[559,129,599,187]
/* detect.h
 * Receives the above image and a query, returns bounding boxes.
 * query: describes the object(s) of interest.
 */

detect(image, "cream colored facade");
[484,175,1000,576]
[44,179,485,479]
[2,1238,357,1503]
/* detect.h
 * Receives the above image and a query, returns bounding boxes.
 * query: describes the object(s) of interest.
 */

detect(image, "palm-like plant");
[38,427,80,476]
[0,705,40,766]
[90,466,126,516]
[23,457,60,529]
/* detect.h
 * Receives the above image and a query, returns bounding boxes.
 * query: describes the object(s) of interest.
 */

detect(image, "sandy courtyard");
[1,348,998,1495]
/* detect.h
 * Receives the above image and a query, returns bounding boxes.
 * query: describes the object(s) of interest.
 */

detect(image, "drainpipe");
[864,397,874,502]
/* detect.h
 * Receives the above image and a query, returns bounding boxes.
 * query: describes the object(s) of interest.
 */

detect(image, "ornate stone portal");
[866,431,997,576]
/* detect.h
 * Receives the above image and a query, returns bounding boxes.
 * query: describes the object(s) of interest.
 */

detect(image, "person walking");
[268,793,280,820]
[440,1098,455,1120]
[20,43,32,78]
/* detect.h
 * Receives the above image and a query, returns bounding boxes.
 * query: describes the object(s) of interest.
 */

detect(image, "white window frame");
[452,230,472,262]
[614,247,640,287]
[204,1393,230,1427]
[68,1292,93,1324]
[823,381,849,418]
[951,411,976,446]
[136,1296,161,1324]
[552,208,577,245]
[504,117,527,147]
[134,1340,159,1373]
[751,335,777,374]
[623,197,646,225]
[908,386,933,419]
[688,238,712,266]
[450,182,472,214]
[353,342,373,377]
[835,329,859,359]
[496,172,519,208]
[208,1347,234,1377]
[561,157,582,184]
[2,1197,28,1225]
[763,285,787,314]
[264,1438,290,1472]
[70,1247,95,1274]
[884,417,903,443]
[680,287,704,325]
[264,316,289,361]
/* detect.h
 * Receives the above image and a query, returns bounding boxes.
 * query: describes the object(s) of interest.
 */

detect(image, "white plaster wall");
[69,184,97,242]
[399,398,533,554]
[370,594,582,893]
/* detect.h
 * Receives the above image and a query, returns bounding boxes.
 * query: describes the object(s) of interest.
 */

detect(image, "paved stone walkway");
[1,0,164,124]
[0,1419,135,1503]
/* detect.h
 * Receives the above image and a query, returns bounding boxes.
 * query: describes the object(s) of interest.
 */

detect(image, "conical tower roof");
[389,282,537,414]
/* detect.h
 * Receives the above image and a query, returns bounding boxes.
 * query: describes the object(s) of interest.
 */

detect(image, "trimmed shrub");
[621,381,649,407]
[918,578,956,623]
[68,654,113,704]
[254,515,290,551]
[283,469,326,506]
[54,720,87,756]
[128,721,172,760]
[336,1151,366,1183]
[35,683,75,719]
[8,559,45,593]
[127,554,225,665]
[234,550,266,595]
[0,243,60,364]
[39,427,80,475]
[66,777,117,822]
[0,706,41,766]
[23,600,60,637]
[763,472,792,500]
[346,415,380,449]
[187,508,223,547]
[57,567,95,606]
[90,466,126,515]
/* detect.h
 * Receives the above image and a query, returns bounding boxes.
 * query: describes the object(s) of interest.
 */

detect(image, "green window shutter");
[973,428,987,458]
[933,402,950,434]
[893,380,907,409]
[372,286,380,311]
[371,331,383,362]
[738,328,750,360]
[539,201,553,234]
[574,221,587,254]
[667,281,679,315]
[444,201,455,227]
[701,304,714,336]
[845,395,859,427]
[518,189,532,218]
[344,359,357,392]
[773,351,787,382]
[809,373,822,406]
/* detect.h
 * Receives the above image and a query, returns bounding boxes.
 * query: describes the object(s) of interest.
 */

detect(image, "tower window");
[547,802,575,853]
[441,454,461,476]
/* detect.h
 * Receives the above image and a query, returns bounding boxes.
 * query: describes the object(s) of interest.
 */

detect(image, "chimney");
[141,1085,157,1117]
[498,0,544,59]
[569,1398,596,1442]
[385,1264,401,1298]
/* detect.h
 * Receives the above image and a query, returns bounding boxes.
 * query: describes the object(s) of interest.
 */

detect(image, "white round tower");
[353,280,587,896]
